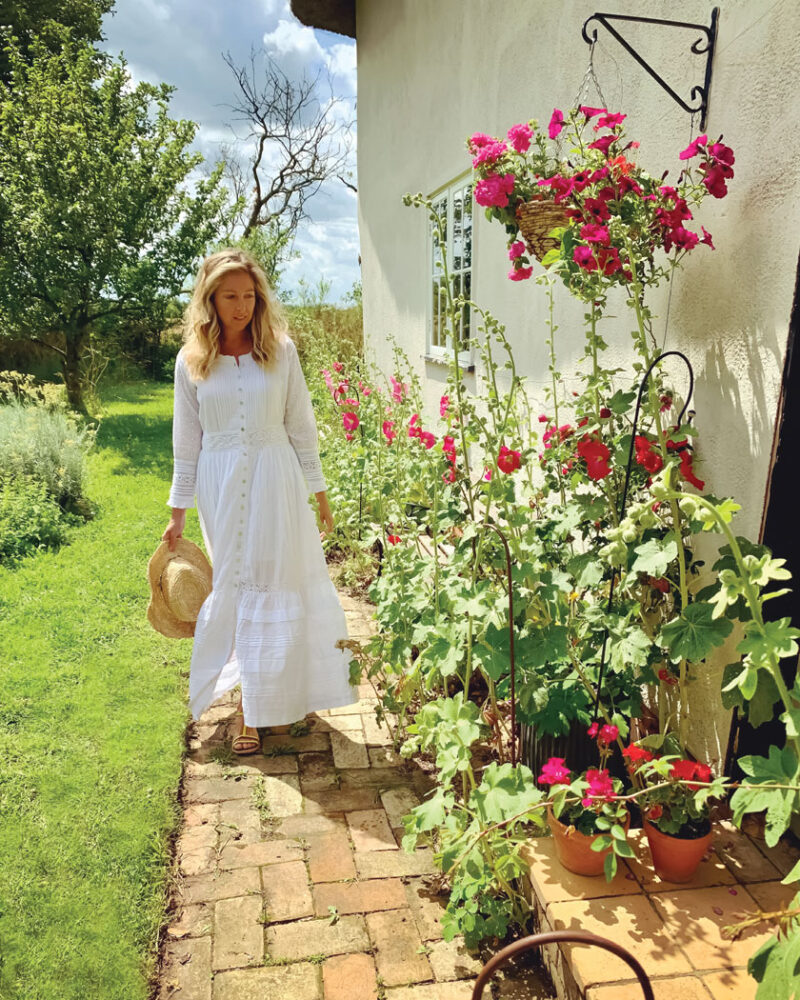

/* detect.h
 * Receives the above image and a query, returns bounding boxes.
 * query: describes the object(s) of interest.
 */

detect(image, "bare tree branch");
[222,48,355,242]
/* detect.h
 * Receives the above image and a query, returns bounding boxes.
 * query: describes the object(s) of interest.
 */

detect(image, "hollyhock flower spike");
[440,394,450,418]
[382,420,396,444]
[548,108,564,138]
[538,757,571,785]
[576,435,612,480]
[342,411,359,433]
[408,414,421,438]
[389,375,407,403]
[419,430,436,449]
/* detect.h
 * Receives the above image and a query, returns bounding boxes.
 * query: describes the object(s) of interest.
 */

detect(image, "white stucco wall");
[355,0,800,766]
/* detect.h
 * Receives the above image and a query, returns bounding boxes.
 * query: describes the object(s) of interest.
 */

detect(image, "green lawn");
[0,381,204,1000]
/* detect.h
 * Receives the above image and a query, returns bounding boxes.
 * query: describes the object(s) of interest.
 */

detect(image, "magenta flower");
[700,162,729,198]
[537,174,573,202]
[467,132,494,151]
[440,394,450,418]
[664,226,700,252]
[332,361,344,373]
[389,375,407,403]
[538,757,571,785]
[342,411,359,433]
[709,141,735,171]
[582,768,616,807]
[483,466,492,481]
[419,430,436,449]
[474,172,516,208]
[580,223,610,244]
[700,226,715,249]
[548,108,564,139]
[408,413,421,438]
[382,420,396,444]
[679,133,708,160]
[587,134,615,155]
[596,112,626,130]
[472,140,508,167]
[508,266,534,282]
[598,724,619,745]
[507,122,532,153]
[508,240,526,260]
[573,245,597,271]
[579,105,606,120]
[583,197,611,223]
[587,722,599,738]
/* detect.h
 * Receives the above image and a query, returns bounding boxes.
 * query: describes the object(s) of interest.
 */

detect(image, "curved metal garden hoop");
[470,929,655,1000]
[592,350,695,718]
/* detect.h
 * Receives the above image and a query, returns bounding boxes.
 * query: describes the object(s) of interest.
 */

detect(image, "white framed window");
[427,175,473,363]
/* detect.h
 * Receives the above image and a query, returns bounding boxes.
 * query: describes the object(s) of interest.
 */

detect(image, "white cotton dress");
[167,337,359,727]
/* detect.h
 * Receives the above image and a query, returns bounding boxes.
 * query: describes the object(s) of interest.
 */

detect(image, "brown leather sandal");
[232,711,261,755]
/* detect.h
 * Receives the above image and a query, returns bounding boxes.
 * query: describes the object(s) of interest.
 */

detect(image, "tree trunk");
[62,328,88,414]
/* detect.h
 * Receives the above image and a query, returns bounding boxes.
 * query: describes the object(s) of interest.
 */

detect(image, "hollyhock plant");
[342,411,359,433]
[497,444,521,473]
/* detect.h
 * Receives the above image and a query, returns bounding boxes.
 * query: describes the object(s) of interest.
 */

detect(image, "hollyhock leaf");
[469,762,542,824]
[609,627,652,672]
[659,602,733,663]
[632,537,678,577]
[567,551,605,588]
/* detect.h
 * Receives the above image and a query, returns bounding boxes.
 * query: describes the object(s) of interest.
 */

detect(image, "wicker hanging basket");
[516,199,569,263]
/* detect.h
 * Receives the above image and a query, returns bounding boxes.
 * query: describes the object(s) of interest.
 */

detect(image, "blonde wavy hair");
[181,248,288,379]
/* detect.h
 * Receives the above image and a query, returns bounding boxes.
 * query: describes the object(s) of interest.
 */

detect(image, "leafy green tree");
[0,0,115,83]
[0,31,229,410]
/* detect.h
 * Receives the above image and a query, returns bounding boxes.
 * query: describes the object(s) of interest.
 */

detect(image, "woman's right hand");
[162,509,187,552]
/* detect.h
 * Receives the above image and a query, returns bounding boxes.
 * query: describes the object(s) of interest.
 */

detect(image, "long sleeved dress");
[167,336,359,727]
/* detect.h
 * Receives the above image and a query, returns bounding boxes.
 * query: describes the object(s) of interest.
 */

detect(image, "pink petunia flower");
[678,134,708,160]
[548,108,565,139]
[579,105,606,120]
[588,134,616,155]
[580,223,610,244]
[700,226,715,249]
[596,112,626,130]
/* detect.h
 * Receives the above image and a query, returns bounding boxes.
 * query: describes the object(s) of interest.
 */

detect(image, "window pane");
[462,184,473,268]
[453,189,463,270]
[462,271,471,346]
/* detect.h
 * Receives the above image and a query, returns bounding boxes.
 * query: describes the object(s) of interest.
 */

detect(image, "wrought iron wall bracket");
[581,9,719,129]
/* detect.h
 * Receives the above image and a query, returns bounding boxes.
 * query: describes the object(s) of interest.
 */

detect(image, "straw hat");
[147,538,213,638]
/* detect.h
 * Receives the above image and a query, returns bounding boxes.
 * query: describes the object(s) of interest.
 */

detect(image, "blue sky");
[99,0,359,303]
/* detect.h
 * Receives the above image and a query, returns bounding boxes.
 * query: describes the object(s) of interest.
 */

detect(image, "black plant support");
[592,351,695,719]
[482,522,518,767]
[471,930,655,1000]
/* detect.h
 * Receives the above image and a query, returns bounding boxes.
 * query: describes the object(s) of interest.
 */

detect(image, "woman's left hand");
[315,491,334,539]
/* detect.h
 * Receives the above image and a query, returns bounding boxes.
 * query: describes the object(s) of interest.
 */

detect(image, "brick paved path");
[157,592,550,1000]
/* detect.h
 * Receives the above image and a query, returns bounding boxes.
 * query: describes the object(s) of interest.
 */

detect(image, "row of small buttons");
[237,364,246,566]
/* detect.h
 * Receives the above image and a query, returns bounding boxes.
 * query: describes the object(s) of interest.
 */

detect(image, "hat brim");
[147,538,213,639]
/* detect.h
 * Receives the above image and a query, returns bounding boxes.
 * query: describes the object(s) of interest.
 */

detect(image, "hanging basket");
[516,199,568,263]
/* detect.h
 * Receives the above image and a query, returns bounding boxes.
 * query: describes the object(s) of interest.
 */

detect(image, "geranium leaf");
[659,602,733,664]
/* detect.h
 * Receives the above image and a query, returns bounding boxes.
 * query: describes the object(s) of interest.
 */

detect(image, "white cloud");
[262,18,326,78]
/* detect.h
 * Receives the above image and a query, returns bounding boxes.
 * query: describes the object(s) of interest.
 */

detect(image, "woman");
[162,248,358,753]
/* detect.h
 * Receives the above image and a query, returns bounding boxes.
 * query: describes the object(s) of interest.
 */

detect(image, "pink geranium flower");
[474,172,516,208]
[472,140,508,168]
[580,223,610,244]
[508,240,526,260]
[509,266,533,281]
[598,724,619,745]
[467,132,494,151]
[582,768,616,807]
[507,122,532,153]
[538,757,570,785]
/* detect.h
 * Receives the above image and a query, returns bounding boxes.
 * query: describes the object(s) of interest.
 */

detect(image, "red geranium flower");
[622,745,655,765]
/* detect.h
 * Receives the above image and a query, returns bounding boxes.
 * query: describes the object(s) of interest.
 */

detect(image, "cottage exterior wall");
[355,0,800,764]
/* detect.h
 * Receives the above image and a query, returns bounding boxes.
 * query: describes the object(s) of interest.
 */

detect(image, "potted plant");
[538,723,634,878]
[625,745,724,882]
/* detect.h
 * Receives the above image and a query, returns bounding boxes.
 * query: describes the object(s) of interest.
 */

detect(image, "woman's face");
[212,269,256,336]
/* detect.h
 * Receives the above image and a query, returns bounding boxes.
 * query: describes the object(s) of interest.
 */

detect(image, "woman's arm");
[167,351,202,508]
[283,338,328,495]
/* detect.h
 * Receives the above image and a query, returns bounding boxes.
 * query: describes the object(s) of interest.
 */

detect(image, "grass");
[0,380,205,1000]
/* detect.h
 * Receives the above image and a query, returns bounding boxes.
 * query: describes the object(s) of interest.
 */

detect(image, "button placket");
[236,366,246,574]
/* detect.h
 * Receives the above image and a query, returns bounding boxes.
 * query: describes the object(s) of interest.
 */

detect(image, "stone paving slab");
[322,952,378,1000]
[312,877,407,916]
[159,936,212,1000]
[262,859,314,922]
[212,963,321,1000]
[346,808,398,852]
[212,894,264,970]
[366,908,433,987]
[266,914,370,960]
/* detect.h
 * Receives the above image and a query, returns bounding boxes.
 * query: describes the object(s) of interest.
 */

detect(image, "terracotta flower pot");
[643,819,713,883]
[547,806,628,877]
